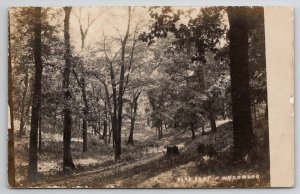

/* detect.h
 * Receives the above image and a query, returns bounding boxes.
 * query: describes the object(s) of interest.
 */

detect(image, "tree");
[100,6,140,160]
[18,69,29,136]
[28,7,43,179]
[140,7,227,134]
[62,6,76,169]
[8,13,16,187]
[115,6,132,160]
[127,90,141,145]
[227,7,255,160]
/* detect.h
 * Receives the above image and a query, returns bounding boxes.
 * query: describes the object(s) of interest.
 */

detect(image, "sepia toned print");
[8,6,272,188]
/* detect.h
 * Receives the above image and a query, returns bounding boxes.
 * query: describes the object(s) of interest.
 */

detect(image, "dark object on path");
[197,144,206,154]
[197,144,217,157]
[206,144,217,157]
[166,146,180,157]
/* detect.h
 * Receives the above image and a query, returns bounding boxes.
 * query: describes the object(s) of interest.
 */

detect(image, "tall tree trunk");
[82,79,88,153]
[115,7,131,160]
[103,119,107,143]
[62,7,75,170]
[253,104,257,124]
[28,7,43,180]
[158,126,163,139]
[191,122,195,140]
[8,14,15,186]
[227,7,255,160]
[19,70,29,136]
[222,103,226,120]
[25,87,33,129]
[209,109,217,133]
[81,35,86,51]
[82,119,87,152]
[108,121,112,144]
[110,64,117,148]
[38,109,42,153]
[128,99,138,145]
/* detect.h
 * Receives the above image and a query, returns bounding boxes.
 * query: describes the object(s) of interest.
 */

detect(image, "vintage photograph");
[8,6,271,188]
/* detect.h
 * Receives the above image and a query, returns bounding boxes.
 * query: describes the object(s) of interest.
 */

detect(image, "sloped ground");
[14,118,270,188]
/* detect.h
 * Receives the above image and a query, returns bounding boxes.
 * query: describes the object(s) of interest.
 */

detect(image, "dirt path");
[32,152,162,188]
[32,150,198,188]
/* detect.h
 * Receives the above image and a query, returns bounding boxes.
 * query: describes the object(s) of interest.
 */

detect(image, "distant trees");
[140,7,229,138]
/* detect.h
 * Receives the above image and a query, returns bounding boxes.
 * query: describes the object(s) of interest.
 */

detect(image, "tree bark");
[115,7,131,160]
[128,99,137,145]
[82,79,88,153]
[253,104,257,124]
[158,126,163,139]
[99,79,112,145]
[62,7,75,170]
[28,7,43,180]
[19,69,29,136]
[103,119,107,143]
[8,13,15,186]
[25,89,33,129]
[227,7,255,160]
[82,119,87,152]
[110,64,117,148]
[191,122,195,140]
[38,108,42,153]
[209,109,217,133]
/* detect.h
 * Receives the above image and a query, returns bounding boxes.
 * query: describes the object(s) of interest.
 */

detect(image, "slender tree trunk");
[164,120,168,131]
[82,79,88,153]
[103,119,107,143]
[191,122,195,140]
[209,109,217,133]
[158,120,163,140]
[110,65,117,148]
[62,7,75,170]
[253,104,257,124]
[128,101,138,145]
[159,126,163,139]
[222,103,226,120]
[38,110,42,153]
[82,119,87,152]
[53,82,60,128]
[8,14,15,186]
[19,70,29,136]
[25,88,33,128]
[108,121,112,144]
[81,35,85,51]
[100,80,112,145]
[202,124,205,135]
[128,92,140,145]
[114,7,131,160]
[227,7,255,160]
[28,7,43,180]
